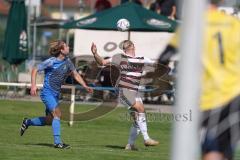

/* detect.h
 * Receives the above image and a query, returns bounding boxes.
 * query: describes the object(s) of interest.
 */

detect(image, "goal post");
[171,0,206,160]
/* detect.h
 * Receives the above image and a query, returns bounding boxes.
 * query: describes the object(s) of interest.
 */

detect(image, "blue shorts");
[40,88,59,115]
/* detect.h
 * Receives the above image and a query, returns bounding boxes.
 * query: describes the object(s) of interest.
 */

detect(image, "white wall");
[73,29,174,60]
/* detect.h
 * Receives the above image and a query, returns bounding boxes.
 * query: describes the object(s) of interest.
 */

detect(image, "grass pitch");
[0,100,171,160]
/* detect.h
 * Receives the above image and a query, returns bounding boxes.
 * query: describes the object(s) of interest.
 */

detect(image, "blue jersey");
[37,57,76,94]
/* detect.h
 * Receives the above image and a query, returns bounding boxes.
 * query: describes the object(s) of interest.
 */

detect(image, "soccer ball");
[117,18,130,31]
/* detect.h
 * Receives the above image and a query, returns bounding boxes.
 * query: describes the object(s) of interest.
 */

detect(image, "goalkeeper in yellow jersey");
[158,0,240,160]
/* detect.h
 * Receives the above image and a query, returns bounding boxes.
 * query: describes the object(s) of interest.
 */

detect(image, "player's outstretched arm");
[158,45,177,65]
[91,42,110,66]
[72,71,93,93]
[31,68,38,96]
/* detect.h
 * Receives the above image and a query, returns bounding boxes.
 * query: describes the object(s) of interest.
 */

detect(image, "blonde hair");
[122,40,134,51]
[48,40,65,57]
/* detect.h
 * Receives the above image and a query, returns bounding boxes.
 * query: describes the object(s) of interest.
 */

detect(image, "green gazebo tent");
[62,2,177,32]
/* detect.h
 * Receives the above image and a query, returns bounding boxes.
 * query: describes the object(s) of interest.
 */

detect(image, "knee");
[51,107,62,119]
[138,107,145,113]
[45,115,53,125]
[132,102,145,113]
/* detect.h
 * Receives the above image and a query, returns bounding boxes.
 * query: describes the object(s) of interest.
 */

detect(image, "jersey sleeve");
[169,29,180,48]
[107,57,112,63]
[67,58,76,72]
[144,57,155,64]
[111,53,122,66]
[37,58,54,72]
[158,29,179,64]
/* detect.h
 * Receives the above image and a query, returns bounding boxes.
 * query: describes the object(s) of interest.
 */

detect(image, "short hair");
[48,40,65,57]
[122,40,134,51]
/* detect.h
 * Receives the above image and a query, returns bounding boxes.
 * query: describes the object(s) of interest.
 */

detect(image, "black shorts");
[201,95,240,160]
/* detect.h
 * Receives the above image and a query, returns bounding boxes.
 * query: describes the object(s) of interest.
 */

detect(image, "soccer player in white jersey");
[91,40,159,150]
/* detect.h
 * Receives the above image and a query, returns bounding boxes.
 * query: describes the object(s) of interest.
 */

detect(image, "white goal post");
[171,0,206,160]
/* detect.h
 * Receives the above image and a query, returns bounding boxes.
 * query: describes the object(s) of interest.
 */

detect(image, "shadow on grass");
[25,143,53,148]
[105,145,125,150]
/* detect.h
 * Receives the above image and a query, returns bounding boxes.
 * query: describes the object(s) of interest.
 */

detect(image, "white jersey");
[109,53,154,91]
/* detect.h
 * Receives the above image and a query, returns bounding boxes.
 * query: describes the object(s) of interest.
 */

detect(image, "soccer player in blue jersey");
[20,40,93,149]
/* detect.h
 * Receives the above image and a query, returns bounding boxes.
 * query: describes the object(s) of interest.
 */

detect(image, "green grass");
[0,100,171,160]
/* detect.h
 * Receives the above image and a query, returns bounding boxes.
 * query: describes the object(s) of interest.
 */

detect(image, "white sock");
[128,124,140,145]
[136,113,150,141]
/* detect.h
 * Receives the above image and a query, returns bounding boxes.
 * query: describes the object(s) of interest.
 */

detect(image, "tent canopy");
[62,2,177,32]
[3,0,28,65]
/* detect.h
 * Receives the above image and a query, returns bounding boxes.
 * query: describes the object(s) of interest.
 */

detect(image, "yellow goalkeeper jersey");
[170,10,240,111]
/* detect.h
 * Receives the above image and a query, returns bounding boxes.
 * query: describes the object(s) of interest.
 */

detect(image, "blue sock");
[52,118,62,144]
[27,117,46,126]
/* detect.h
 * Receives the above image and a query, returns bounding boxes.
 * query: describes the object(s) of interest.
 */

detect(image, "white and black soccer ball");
[117,18,130,31]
